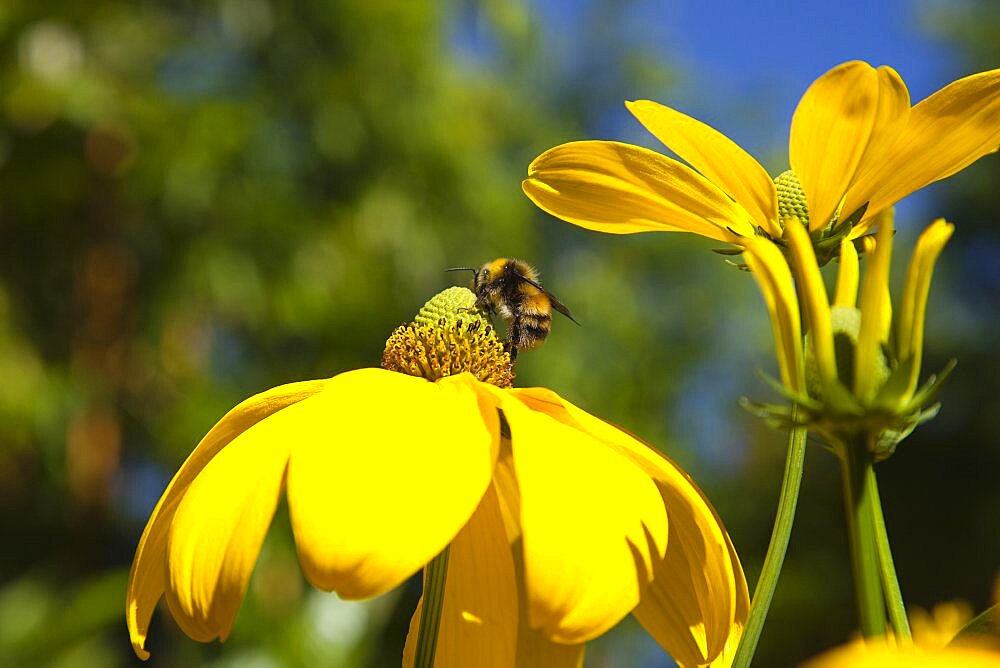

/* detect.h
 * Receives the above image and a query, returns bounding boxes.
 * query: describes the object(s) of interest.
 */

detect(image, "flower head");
[523,61,999,263]
[126,287,748,666]
[741,214,955,458]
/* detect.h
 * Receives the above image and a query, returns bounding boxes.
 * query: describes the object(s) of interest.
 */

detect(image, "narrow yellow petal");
[626,100,780,237]
[402,484,519,668]
[785,221,837,390]
[126,378,329,660]
[489,387,668,644]
[896,219,954,398]
[523,141,757,242]
[790,61,880,230]
[845,68,1000,224]
[834,238,860,308]
[164,398,296,643]
[511,388,749,665]
[856,216,894,401]
[741,236,805,394]
[286,370,499,600]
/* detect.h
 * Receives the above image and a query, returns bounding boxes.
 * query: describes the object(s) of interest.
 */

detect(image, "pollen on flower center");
[381,286,515,388]
[774,170,810,229]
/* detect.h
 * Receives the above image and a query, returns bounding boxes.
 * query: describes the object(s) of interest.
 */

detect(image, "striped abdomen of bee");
[508,288,552,354]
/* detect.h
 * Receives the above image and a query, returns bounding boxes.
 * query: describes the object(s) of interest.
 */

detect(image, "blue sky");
[526,0,968,233]
[536,0,961,145]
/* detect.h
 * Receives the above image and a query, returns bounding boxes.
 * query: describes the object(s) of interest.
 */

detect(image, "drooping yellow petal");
[511,388,748,666]
[785,221,837,391]
[626,100,780,237]
[487,386,668,644]
[513,613,586,668]
[402,484,519,668]
[164,397,297,643]
[845,68,1000,227]
[741,236,805,394]
[896,219,954,398]
[403,458,585,668]
[790,61,880,230]
[523,140,757,242]
[834,238,861,308]
[286,370,499,600]
[855,216,894,402]
[126,379,329,660]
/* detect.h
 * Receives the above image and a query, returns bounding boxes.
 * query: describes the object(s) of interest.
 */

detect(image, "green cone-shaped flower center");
[381,287,515,387]
[805,306,890,401]
[774,170,809,229]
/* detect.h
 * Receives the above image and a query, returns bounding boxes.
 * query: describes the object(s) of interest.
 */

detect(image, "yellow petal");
[523,141,757,242]
[402,483,519,668]
[514,621,586,668]
[164,395,298,643]
[785,221,837,390]
[511,388,749,665]
[627,99,781,238]
[845,68,1000,225]
[842,66,911,226]
[286,370,499,600]
[741,236,805,394]
[126,379,329,660]
[834,238,861,308]
[896,219,954,398]
[856,215,894,401]
[790,61,880,230]
[488,386,668,643]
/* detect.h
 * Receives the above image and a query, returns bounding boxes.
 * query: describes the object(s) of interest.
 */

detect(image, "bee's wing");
[513,270,581,325]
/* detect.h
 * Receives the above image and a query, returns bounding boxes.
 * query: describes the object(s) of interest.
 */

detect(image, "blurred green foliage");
[0,0,996,666]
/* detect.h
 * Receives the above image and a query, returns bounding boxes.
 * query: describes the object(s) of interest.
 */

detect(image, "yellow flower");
[126,288,748,667]
[523,61,999,257]
[804,600,1000,668]
[741,214,954,458]
[804,640,1000,668]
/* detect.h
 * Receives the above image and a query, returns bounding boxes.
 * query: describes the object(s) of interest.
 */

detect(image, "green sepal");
[712,247,744,256]
[754,369,824,411]
[948,602,1000,646]
[837,201,870,234]
[724,259,752,271]
[906,359,957,409]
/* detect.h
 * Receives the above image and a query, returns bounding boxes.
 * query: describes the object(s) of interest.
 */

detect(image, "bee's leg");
[505,320,520,361]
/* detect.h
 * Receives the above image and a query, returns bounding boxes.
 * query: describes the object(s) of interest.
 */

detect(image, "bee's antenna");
[445,267,477,274]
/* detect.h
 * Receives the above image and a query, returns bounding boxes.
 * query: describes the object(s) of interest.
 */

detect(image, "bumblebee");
[447,258,578,360]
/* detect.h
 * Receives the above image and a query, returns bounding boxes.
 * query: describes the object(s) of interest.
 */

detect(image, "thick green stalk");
[414,546,450,668]
[840,440,886,637]
[732,419,808,668]
[867,469,911,641]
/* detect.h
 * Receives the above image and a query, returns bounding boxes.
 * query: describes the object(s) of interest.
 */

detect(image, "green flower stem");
[840,439,887,637]
[732,418,808,668]
[867,469,912,641]
[414,546,450,668]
